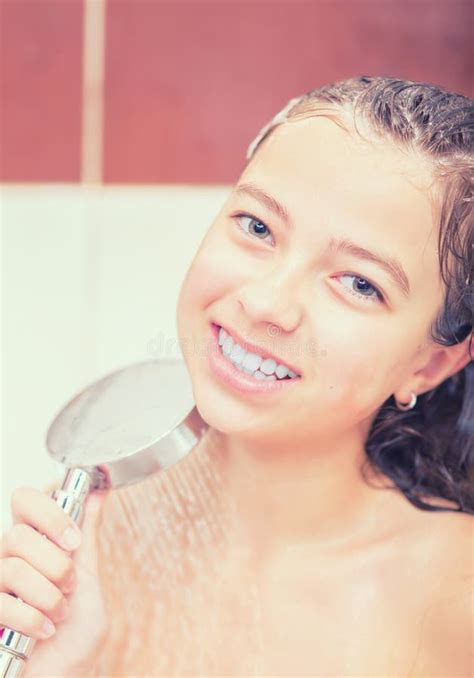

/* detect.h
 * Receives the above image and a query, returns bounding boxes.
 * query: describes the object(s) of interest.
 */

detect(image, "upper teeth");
[218,327,299,380]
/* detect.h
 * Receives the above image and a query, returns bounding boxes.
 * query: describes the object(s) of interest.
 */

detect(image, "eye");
[231,213,385,305]
[336,274,385,304]
[232,212,275,246]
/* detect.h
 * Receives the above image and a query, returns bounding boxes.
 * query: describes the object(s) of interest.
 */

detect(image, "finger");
[0,524,75,595]
[10,486,82,552]
[0,557,69,625]
[0,592,56,640]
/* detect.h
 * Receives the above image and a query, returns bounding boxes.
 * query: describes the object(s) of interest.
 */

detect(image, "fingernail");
[40,619,56,638]
[60,525,81,550]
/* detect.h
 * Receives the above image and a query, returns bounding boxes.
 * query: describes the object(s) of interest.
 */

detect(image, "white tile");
[1,184,229,528]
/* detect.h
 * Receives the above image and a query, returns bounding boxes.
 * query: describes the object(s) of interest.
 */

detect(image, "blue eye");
[233,213,275,245]
[337,274,384,304]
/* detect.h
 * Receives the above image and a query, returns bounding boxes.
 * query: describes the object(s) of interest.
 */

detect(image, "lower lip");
[207,323,302,395]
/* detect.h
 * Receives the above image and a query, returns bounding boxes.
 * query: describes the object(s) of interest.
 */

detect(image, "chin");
[188,370,245,433]
[188,370,257,439]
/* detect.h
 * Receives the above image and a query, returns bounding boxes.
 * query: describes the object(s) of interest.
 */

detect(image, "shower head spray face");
[46,358,209,489]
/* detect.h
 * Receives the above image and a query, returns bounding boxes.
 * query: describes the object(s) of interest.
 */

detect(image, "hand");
[1,485,108,676]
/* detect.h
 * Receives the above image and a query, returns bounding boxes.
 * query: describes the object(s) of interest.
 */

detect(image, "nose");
[236,268,303,333]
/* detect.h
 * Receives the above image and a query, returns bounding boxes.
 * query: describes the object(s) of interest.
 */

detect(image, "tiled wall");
[1,0,472,183]
[1,184,230,526]
[1,0,83,181]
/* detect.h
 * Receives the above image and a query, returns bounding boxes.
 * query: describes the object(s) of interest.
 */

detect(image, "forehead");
[245,116,436,206]
[240,116,439,243]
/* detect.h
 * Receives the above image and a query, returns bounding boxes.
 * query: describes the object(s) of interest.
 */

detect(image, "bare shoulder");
[428,503,473,565]
[409,507,473,675]
[409,500,473,583]
[430,506,473,595]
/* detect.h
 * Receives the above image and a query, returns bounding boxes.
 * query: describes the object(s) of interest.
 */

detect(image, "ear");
[413,333,472,395]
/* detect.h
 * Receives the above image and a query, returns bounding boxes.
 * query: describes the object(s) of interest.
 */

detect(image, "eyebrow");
[236,182,291,226]
[234,182,411,298]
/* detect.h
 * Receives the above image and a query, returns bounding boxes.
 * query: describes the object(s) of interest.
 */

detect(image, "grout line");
[81,0,106,184]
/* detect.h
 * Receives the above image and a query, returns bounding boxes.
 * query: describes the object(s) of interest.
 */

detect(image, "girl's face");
[176,116,442,447]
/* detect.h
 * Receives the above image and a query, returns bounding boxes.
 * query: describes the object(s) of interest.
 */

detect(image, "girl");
[1,75,472,676]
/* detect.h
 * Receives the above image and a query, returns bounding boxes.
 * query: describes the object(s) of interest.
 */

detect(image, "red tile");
[0,0,83,182]
[103,0,473,184]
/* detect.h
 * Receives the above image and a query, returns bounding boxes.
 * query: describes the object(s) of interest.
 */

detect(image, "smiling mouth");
[214,323,301,380]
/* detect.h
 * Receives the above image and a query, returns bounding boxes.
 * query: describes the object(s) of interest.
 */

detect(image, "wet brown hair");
[245,76,473,514]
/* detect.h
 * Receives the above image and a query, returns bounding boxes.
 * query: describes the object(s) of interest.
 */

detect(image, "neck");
[202,422,394,565]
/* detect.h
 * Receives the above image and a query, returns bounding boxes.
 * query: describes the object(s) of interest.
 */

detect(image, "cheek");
[179,244,242,313]
[176,237,237,342]
[313,326,396,407]
[319,326,419,413]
